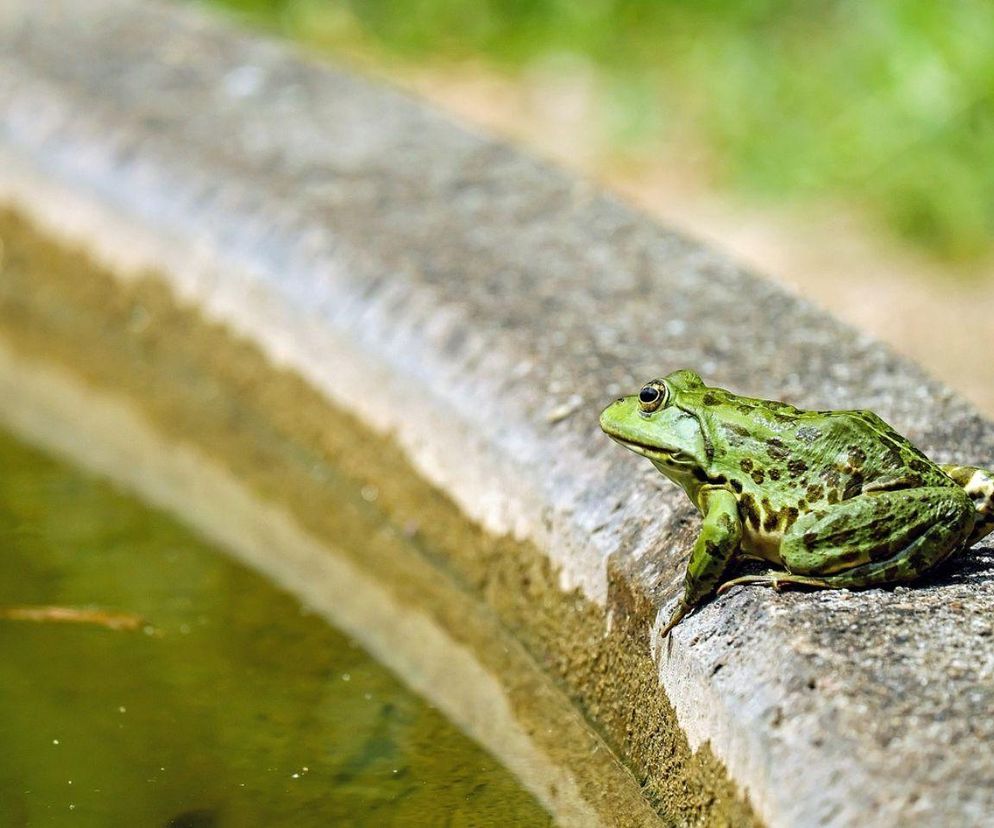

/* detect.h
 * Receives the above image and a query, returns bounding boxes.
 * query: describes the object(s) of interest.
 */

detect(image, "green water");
[0,427,550,827]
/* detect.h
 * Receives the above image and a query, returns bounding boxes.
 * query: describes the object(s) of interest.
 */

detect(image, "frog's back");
[803,408,953,491]
[700,380,949,481]
[694,386,955,560]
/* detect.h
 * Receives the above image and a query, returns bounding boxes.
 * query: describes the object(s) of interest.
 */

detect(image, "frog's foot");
[717,572,832,595]
[659,601,693,638]
[941,463,994,546]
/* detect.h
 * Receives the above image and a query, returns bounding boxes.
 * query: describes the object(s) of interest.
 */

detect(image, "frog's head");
[599,370,711,488]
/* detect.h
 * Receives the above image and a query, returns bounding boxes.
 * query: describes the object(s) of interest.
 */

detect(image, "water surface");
[0,428,550,827]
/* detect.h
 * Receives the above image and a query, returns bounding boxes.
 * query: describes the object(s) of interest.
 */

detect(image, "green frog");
[599,370,994,635]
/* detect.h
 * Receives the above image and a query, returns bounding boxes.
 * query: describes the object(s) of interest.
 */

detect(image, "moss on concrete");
[0,206,759,825]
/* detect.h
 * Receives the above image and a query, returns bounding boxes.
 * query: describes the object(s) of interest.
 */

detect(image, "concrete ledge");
[3,2,994,825]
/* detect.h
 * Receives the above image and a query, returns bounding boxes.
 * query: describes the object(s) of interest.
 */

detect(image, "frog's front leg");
[660,487,741,636]
[941,464,994,546]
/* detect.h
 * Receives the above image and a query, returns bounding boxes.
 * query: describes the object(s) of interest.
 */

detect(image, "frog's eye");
[638,383,666,413]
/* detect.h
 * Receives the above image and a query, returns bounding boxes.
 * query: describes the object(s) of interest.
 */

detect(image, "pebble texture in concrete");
[2,2,994,825]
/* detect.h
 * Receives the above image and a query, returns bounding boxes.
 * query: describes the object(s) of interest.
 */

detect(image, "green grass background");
[202,0,994,261]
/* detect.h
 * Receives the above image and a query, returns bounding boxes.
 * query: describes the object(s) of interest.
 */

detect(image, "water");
[0,428,550,827]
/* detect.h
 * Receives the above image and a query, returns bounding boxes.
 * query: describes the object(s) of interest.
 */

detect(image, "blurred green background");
[203,0,994,261]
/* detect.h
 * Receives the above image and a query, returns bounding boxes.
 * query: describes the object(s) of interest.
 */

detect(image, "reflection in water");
[0,428,550,827]
[166,811,218,828]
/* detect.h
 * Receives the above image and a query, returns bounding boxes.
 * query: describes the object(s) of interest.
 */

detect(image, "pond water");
[0,427,550,827]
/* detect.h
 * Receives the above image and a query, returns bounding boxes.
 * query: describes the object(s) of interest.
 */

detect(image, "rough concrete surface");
[2,2,994,825]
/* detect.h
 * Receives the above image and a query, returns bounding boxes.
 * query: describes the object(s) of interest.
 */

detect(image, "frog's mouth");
[607,434,693,466]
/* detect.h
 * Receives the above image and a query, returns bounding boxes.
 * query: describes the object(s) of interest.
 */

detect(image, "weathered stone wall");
[2,2,993,825]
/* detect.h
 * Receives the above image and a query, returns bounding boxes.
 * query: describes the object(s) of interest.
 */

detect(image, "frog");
[599,370,994,636]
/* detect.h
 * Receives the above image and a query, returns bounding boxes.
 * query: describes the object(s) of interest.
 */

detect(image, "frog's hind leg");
[718,487,975,595]
[717,552,938,595]
[941,464,994,546]
[718,538,957,594]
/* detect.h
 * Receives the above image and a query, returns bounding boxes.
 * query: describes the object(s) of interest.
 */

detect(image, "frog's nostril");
[616,398,624,404]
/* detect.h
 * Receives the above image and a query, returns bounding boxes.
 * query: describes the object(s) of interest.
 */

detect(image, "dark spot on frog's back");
[762,499,780,532]
[847,445,867,465]
[768,468,781,481]
[702,392,721,406]
[751,468,766,484]
[796,426,822,443]
[787,458,808,477]
[739,493,761,529]
[870,520,892,540]
[765,438,789,460]
[843,472,864,500]
[729,477,743,493]
[909,458,931,474]
[806,483,824,502]
[740,458,754,472]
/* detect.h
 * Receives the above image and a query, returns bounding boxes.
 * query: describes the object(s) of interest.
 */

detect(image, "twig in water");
[0,605,147,631]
